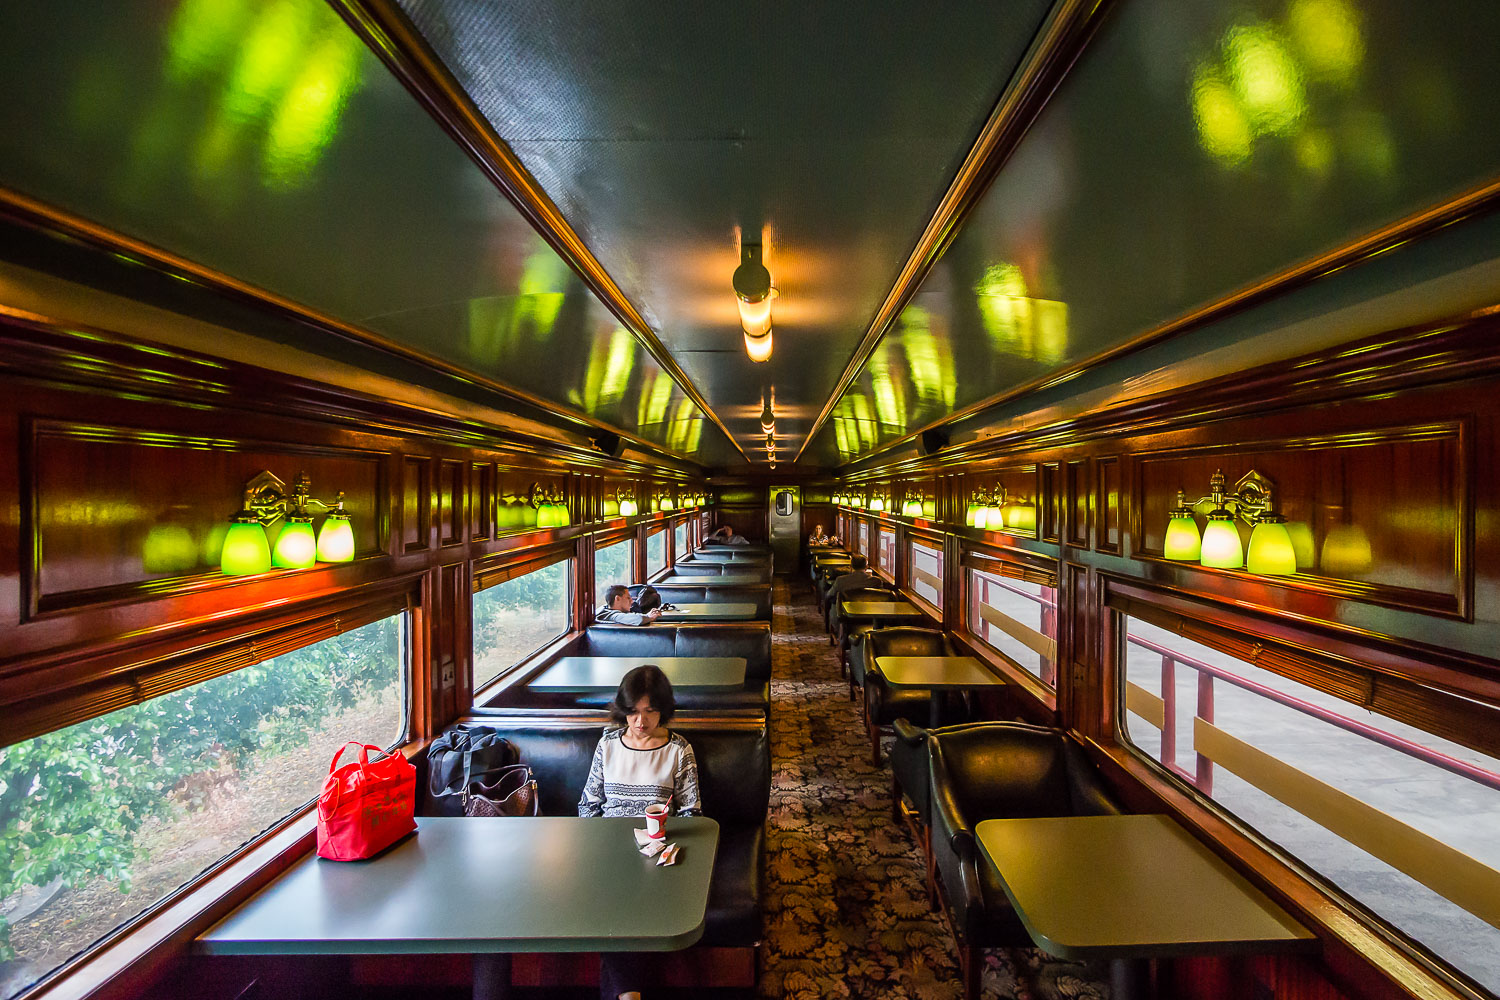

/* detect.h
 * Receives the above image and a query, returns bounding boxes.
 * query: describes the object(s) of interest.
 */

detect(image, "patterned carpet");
[759,578,1109,1000]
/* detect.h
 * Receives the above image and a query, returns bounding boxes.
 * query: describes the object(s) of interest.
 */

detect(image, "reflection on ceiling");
[0,0,731,463]
[809,0,1500,466]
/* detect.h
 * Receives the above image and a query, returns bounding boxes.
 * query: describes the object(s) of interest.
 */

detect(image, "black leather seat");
[889,718,997,906]
[928,723,1123,999]
[827,585,895,672]
[859,627,971,763]
[424,712,769,964]
[492,623,771,714]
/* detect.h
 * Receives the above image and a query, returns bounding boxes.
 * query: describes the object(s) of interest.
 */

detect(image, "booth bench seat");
[490,622,771,714]
[629,583,771,620]
[422,712,769,958]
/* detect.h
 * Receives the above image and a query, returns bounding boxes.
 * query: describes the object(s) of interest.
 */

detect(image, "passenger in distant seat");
[580,665,702,1000]
[807,523,832,545]
[826,554,876,600]
[706,524,749,545]
[596,584,662,625]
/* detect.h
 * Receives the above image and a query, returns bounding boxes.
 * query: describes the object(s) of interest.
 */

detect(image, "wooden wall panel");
[28,420,384,617]
[1066,459,1089,548]
[402,456,431,553]
[1097,456,1121,554]
[1041,461,1061,543]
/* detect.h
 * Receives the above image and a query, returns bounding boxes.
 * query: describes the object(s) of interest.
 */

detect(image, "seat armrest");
[892,718,927,747]
[1064,739,1126,815]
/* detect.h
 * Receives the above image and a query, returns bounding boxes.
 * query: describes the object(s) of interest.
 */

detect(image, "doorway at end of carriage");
[769,486,801,572]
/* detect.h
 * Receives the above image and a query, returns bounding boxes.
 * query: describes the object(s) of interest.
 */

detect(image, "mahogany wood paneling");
[1066,459,1089,548]
[1135,423,1467,618]
[439,459,463,546]
[471,462,494,540]
[1096,456,1121,554]
[26,421,386,618]
[402,456,431,552]
[1041,461,1061,543]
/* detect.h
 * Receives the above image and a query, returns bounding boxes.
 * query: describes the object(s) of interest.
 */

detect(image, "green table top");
[197,816,719,955]
[530,656,747,690]
[654,603,759,621]
[813,552,852,562]
[839,599,924,619]
[876,656,1003,689]
[684,552,770,563]
[975,815,1315,961]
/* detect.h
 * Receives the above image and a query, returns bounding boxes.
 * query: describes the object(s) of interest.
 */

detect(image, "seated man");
[825,554,877,606]
[707,524,750,546]
[596,583,663,625]
[807,523,833,545]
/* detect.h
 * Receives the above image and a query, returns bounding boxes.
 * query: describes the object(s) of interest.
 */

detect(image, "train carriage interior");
[2,2,1500,1000]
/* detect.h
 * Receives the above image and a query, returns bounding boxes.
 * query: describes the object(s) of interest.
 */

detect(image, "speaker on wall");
[917,427,949,457]
[589,431,626,459]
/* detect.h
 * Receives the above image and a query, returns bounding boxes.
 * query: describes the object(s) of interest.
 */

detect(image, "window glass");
[909,540,944,610]
[877,527,896,581]
[473,559,571,689]
[857,521,870,557]
[645,528,667,578]
[967,568,1057,688]
[0,615,406,1000]
[673,520,688,563]
[594,538,634,590]
[1121,617,1500,994]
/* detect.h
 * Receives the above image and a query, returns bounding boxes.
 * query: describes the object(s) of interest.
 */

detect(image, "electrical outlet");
[441,663,455,688]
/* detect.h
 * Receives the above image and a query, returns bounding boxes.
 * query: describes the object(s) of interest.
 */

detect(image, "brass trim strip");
[795,0,1114,463]
[0,188,704,466]
[329,0,747,462]
[1124,680,1165,731]
[825,168,1500,469]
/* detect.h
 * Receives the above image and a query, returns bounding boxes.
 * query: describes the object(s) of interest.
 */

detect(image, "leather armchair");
[889,719,996,907]
[928,723,1123,999]
[860,627,970,764]
[828,585,895,667]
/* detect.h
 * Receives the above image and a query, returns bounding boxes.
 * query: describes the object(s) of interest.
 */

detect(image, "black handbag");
[462,763,540,818]
[425,726,516,816]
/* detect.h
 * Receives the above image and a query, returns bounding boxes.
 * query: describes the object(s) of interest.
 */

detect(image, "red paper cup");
[645,803,668,839]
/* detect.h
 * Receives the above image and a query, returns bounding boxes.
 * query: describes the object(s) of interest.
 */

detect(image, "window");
[1120,616,1500,994]
[473,559,571,689]
[645,528,667,578]
[857,520,870,557]
[673,519,688,564]
[967,568,1057,688]
[0,615,406,1000]
[877,526,896,581]
[909,539,944,611]
[594,538,634,589]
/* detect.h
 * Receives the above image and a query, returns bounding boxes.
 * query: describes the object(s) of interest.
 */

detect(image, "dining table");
[527,656,746,691]
[876,655,1005,726]
[661,573,768,586]
[652,602,759,622]
[974,814,1316,999]
[838,598,926,626]
[197,815,721,1000]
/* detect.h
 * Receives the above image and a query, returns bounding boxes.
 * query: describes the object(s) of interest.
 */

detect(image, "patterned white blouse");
[577,729,702,818]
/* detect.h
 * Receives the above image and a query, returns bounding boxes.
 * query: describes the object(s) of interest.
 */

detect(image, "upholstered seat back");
[864,626,952,660]
[582,623,772,680]
[628,583,771,619]
[931,723,1122,822]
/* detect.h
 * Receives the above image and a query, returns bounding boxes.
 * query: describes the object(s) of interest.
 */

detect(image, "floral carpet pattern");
[759,578,1108,1000]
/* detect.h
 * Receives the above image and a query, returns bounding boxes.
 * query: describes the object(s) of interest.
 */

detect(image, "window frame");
[875,523,897,582]
[644,524,670,581]
[0,585,421,1000]
[904,533,945,618]
[957,541,1061,707]
[471,541,576,693]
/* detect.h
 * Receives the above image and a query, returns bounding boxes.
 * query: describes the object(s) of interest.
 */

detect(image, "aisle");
[758,577,1108,1000]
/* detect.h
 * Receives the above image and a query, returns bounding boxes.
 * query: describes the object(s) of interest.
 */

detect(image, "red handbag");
[316,742,417,861]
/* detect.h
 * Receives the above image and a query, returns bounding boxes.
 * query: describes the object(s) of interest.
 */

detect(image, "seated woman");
[807,522,832,545]
[579,666,701,1000]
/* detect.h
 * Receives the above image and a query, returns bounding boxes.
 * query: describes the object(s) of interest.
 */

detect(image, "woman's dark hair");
[631,585,662,613]
[610,665,676,725]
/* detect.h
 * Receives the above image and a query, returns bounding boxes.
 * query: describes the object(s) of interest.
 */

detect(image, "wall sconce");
[619,491,639,517]
[221,471,353,576]
[660,491,676,511]
[531,483,571,528]
[1164,469,1296,575]
[965,486,1035,533]
[901,493,921,517]
[734,244,776,363]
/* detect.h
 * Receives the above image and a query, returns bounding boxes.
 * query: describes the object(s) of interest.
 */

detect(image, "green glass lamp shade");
[965,503,978,527]
[620,499,638,517]
[1321,523,1373,574]
[1246,519,1296,575]
[522,503,539,527]
[1163,515,1202,561]
[315,514,356,563]
[661,498,675,510]
[983,505,1003,528]
[922,498,936,518]
[1200,515,1243,569]
[1008,504,1037,532]
[972,505,988,529]
[555,503,571,526]
[272,518,318,569]
[604,499,620,517]
[1285,521,1314,568]
[221,520,271,576]
[870,497,884,512]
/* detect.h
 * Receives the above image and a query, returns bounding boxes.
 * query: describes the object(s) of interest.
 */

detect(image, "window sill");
[952,629,1058,715]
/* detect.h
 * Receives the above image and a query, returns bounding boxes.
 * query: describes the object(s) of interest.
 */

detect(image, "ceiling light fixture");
[734,243,775,363]
[759,393,775,434]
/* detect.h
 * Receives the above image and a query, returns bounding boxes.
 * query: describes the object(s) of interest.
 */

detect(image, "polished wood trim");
[0,191,713,467]
[795,0,1114,463]
[326,0,746,463]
